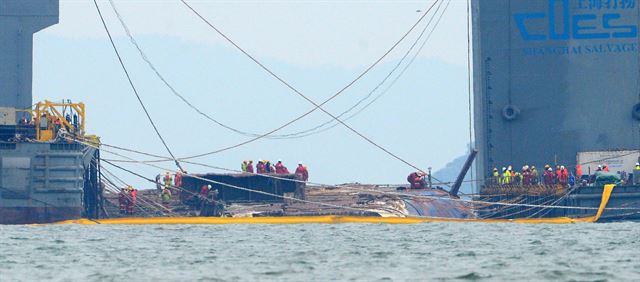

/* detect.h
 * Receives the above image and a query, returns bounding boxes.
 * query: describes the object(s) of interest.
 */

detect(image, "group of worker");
[117,186,137,215]
[197,184,223,216]
[489,163,613,187]
[156,171,184,209]
[491,165,574,186]
[241,160,309,181]
[32,112,81,133]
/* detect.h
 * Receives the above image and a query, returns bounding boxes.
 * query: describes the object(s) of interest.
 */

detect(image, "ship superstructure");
[471,0,640,179]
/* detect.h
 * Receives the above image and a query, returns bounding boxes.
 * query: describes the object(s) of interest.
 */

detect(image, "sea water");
[1,222,639,281]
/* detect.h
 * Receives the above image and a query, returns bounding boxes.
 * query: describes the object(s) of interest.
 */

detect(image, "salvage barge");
[0,1,101,224]
[475,184,640,221]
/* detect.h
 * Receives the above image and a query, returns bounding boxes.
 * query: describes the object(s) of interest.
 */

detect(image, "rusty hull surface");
[224,184,476,219]
[102,184,476,219]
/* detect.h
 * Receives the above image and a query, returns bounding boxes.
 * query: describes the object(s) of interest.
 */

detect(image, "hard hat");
[493,168,498,171]
[548,168,553,171]
[636,162,639,166]
[502,167,506,171]
[598,165,602,168]
[531,166,536,169]
[299,161,303,165]
[560,166,565,169]
[278,159,282,162]
[207,185,212,189]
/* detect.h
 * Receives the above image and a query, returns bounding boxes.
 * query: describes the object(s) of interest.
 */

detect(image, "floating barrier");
[50,185,615,225]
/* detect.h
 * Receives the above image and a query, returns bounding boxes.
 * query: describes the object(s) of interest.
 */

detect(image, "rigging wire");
[79,132,640,203]
[88,135,464,187]
[106,0,262,139]
[284,0,453,139]
[107,0,451,141]
[99,164,159,215]
[267,0,450,139]
[69,135,636,212]
[100,166,173,215]
[107,0,442,140]
[176,0,440,176]
[98,143,631,211]
[102,159,374,214]
[92,0,185,172]
[466,0,475,193]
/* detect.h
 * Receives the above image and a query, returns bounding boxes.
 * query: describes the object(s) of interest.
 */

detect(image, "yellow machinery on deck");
[17,100,85,141]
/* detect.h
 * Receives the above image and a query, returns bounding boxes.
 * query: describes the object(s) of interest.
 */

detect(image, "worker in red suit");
[118,188,127,214]
[522,165,531,185]
[198,184,211,209]
[295,162,309,181]
[407,171,426,189]
[200,184,210,197]
[127,186,137,215]
[174,171,183,188]
[246,160,254,173]
[256,160,266,174]
[602,164,610,172]
[275,160,289,174]
[543,168,554,185]
[555,166,562,184]
[558,166,568,185]
[576,164,582,181]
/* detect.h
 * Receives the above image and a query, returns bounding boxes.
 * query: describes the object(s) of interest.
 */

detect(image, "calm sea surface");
[1,222,639,281]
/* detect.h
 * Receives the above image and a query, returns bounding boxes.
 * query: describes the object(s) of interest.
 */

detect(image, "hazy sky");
[33,0,472,187]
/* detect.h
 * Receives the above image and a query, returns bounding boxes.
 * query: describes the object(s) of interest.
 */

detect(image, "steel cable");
[174,0,440,176]
[281,0,452,139]
[70,136,635,211]
[93,0,184,172]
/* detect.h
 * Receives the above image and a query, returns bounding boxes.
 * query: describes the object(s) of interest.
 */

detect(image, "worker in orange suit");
[295,162,309,181]
[576,164,582,181]
[559,166,568,186]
